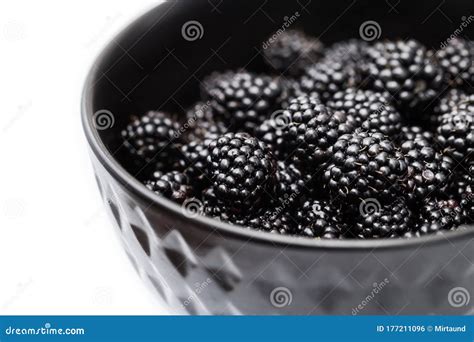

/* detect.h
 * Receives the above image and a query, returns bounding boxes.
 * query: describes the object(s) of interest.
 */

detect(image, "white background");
[0,0,168,314]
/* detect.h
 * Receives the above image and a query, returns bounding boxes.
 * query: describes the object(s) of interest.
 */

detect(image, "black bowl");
[82,0,474,314]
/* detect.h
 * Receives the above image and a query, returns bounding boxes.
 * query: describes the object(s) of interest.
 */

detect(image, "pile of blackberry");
[120,31,473,240]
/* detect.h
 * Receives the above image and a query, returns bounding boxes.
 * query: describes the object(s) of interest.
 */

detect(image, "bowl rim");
[81,2,474,251]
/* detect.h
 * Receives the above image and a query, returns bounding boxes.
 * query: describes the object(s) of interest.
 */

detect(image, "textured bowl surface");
[82,0,474,315]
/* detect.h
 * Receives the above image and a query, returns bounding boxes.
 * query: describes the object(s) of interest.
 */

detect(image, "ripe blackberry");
[401,137,453,201]
[417,198,466,235]
[247,211,296,235]
[281,78,309,107]
[300,60,359,101]
[352,199,413,238]
[262,30,324,77]
[176,140,211,185]
[122,111,181,163]
[434,89,474,120]
[449,164,473,221]
[274,162,308,208]
[201,187,243,223]
[436,38,473,89]
[323,39,369,65]
[145,171,193,204]
[436,103,474,162]
[327,88,402,137]
[206,133,277,213]
[362,39,444,113]
[323,130,408,204]
[255,118,288,159]
[202,71,285,133]
[397,125,434,144]
[293,200,346,239]
[185,102,227,141]
[282,95,354,166]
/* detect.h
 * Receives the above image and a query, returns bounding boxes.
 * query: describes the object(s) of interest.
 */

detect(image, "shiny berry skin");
[401,137,454,202]
[282,95,355,166]
[417,199,466,235]
[274,162,308,208]
[300,60,360,101]
[293,200,346,239]
[449,163,473,222]
[122,111,181,164]
[255,118,288,160]
[247,211,296,235]
[397,125,434,144]
[176,140,211,186]
[362,39,444,113]
[323,130,408,204]
[262,30,324,77]
[323,39,369,65]
[352,199,413,238]
[202,71,284,133]
[436,102,474,162]
[145,171,193,204]
[327,88,403,138]
[206,133,277,213]
[435,38,474,89]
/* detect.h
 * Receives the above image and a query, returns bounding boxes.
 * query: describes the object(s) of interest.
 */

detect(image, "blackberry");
[450,164,473,221]
[176,140,211,185]
[145,171,193,204]
[352,199,413,238]
[255,118,288,159]
[323,39,369,66]
[434,89,474,120]
[436,103,474,162]
[201,187,251,225]
[417,198,466,235]
[274,162,307,207]
[262,30,324,77]
[202,71,285,133]
[300,60,359,101]
[206,133,277,213]
[323,130,408,204]
[122,111,181,164]
[397,125,434,144]
[281,78,309,107]
[401,137,453,201]
[247,211,296,235]
[185,102,227,141]
[282,95,354,166]
[201,187,294,234]
[362,39,444,113]
[293,200,346,239]
[436,38,473,89]
[328,88,402,137]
